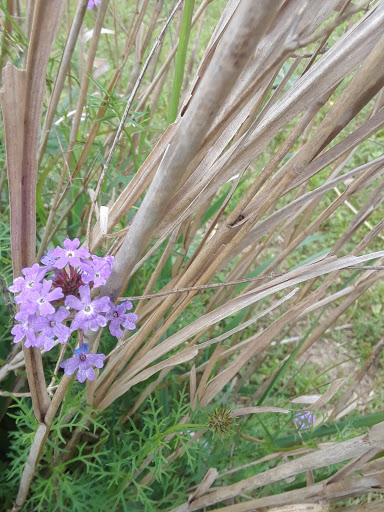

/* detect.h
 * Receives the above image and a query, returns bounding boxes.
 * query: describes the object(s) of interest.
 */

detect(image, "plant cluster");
[9,237,138,382]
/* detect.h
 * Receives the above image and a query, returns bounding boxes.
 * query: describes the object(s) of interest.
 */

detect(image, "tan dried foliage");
[2,0,384,510]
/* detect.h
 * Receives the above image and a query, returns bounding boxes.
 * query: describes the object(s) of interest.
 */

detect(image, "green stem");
[167,0,194,124]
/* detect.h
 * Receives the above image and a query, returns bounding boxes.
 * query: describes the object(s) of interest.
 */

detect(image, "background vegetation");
[0,0,384,510]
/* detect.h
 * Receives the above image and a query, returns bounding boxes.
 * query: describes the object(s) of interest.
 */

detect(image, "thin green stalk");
[167,0,194,124]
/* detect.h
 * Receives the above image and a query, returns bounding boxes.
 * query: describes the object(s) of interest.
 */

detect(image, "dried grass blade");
[120,346,198,390]
[188,468,218,503]
[230,407,290,416]
[308,378,348,412]
[99,0,284,300]
[97,251,384,409]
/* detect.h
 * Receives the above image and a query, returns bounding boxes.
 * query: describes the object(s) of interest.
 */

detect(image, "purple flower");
[106,300,138,338]
[294,411,316,430]
[87,0,100,9]
[40,250,57,270]
[35,334,55,351]
[8,263,47,296]
[51,238,90,269]
[33,306,72,350]
[15,279,64,316]
[11,311,38,345]
[65,285,111,331]
[60,343,106,382]
[81,255,114,288]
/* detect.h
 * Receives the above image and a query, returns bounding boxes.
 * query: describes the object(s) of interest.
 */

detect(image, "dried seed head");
[206,404,236,438]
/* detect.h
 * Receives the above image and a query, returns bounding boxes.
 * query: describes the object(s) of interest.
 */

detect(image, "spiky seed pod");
[206,404,236,438]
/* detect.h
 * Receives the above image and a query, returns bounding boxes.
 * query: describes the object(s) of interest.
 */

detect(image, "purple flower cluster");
[9,238,138,382]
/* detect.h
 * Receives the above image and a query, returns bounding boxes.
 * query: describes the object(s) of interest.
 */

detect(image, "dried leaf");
[308,378,348,411]
[230,407,290,416]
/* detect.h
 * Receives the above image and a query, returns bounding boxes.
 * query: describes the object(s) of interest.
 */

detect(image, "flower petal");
[43,337,55,351]
[51,246,66,258]
[11,325,26,343]
[39,301,55,316]
[19,302,39,314]
[24,336,38,348]
[88,317,100,331]
[86,353,106,368]
[33,316,49,331]
[79,358,91,371]
[8,277,24,293]
[75,343,89,355]
[122,320,136,330]
[97,314,107,328]
[126,313,138,323]
[65,295,83,310]
[79,284,91,304]
[41,279,53,295]
[76,370,87,383]
[68,257,82,268]
[85,367,95,381]
[54,257,69,269]
[15,289,40,304]
[123,300,133,311]
[76,246,91,258]
[93,296,111,312]
[54,323,71,343]
[109,322,123,338]
[55,306,70,322]
[46,287,64,302]
[60,356,80,375]
[64,237,80,251]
